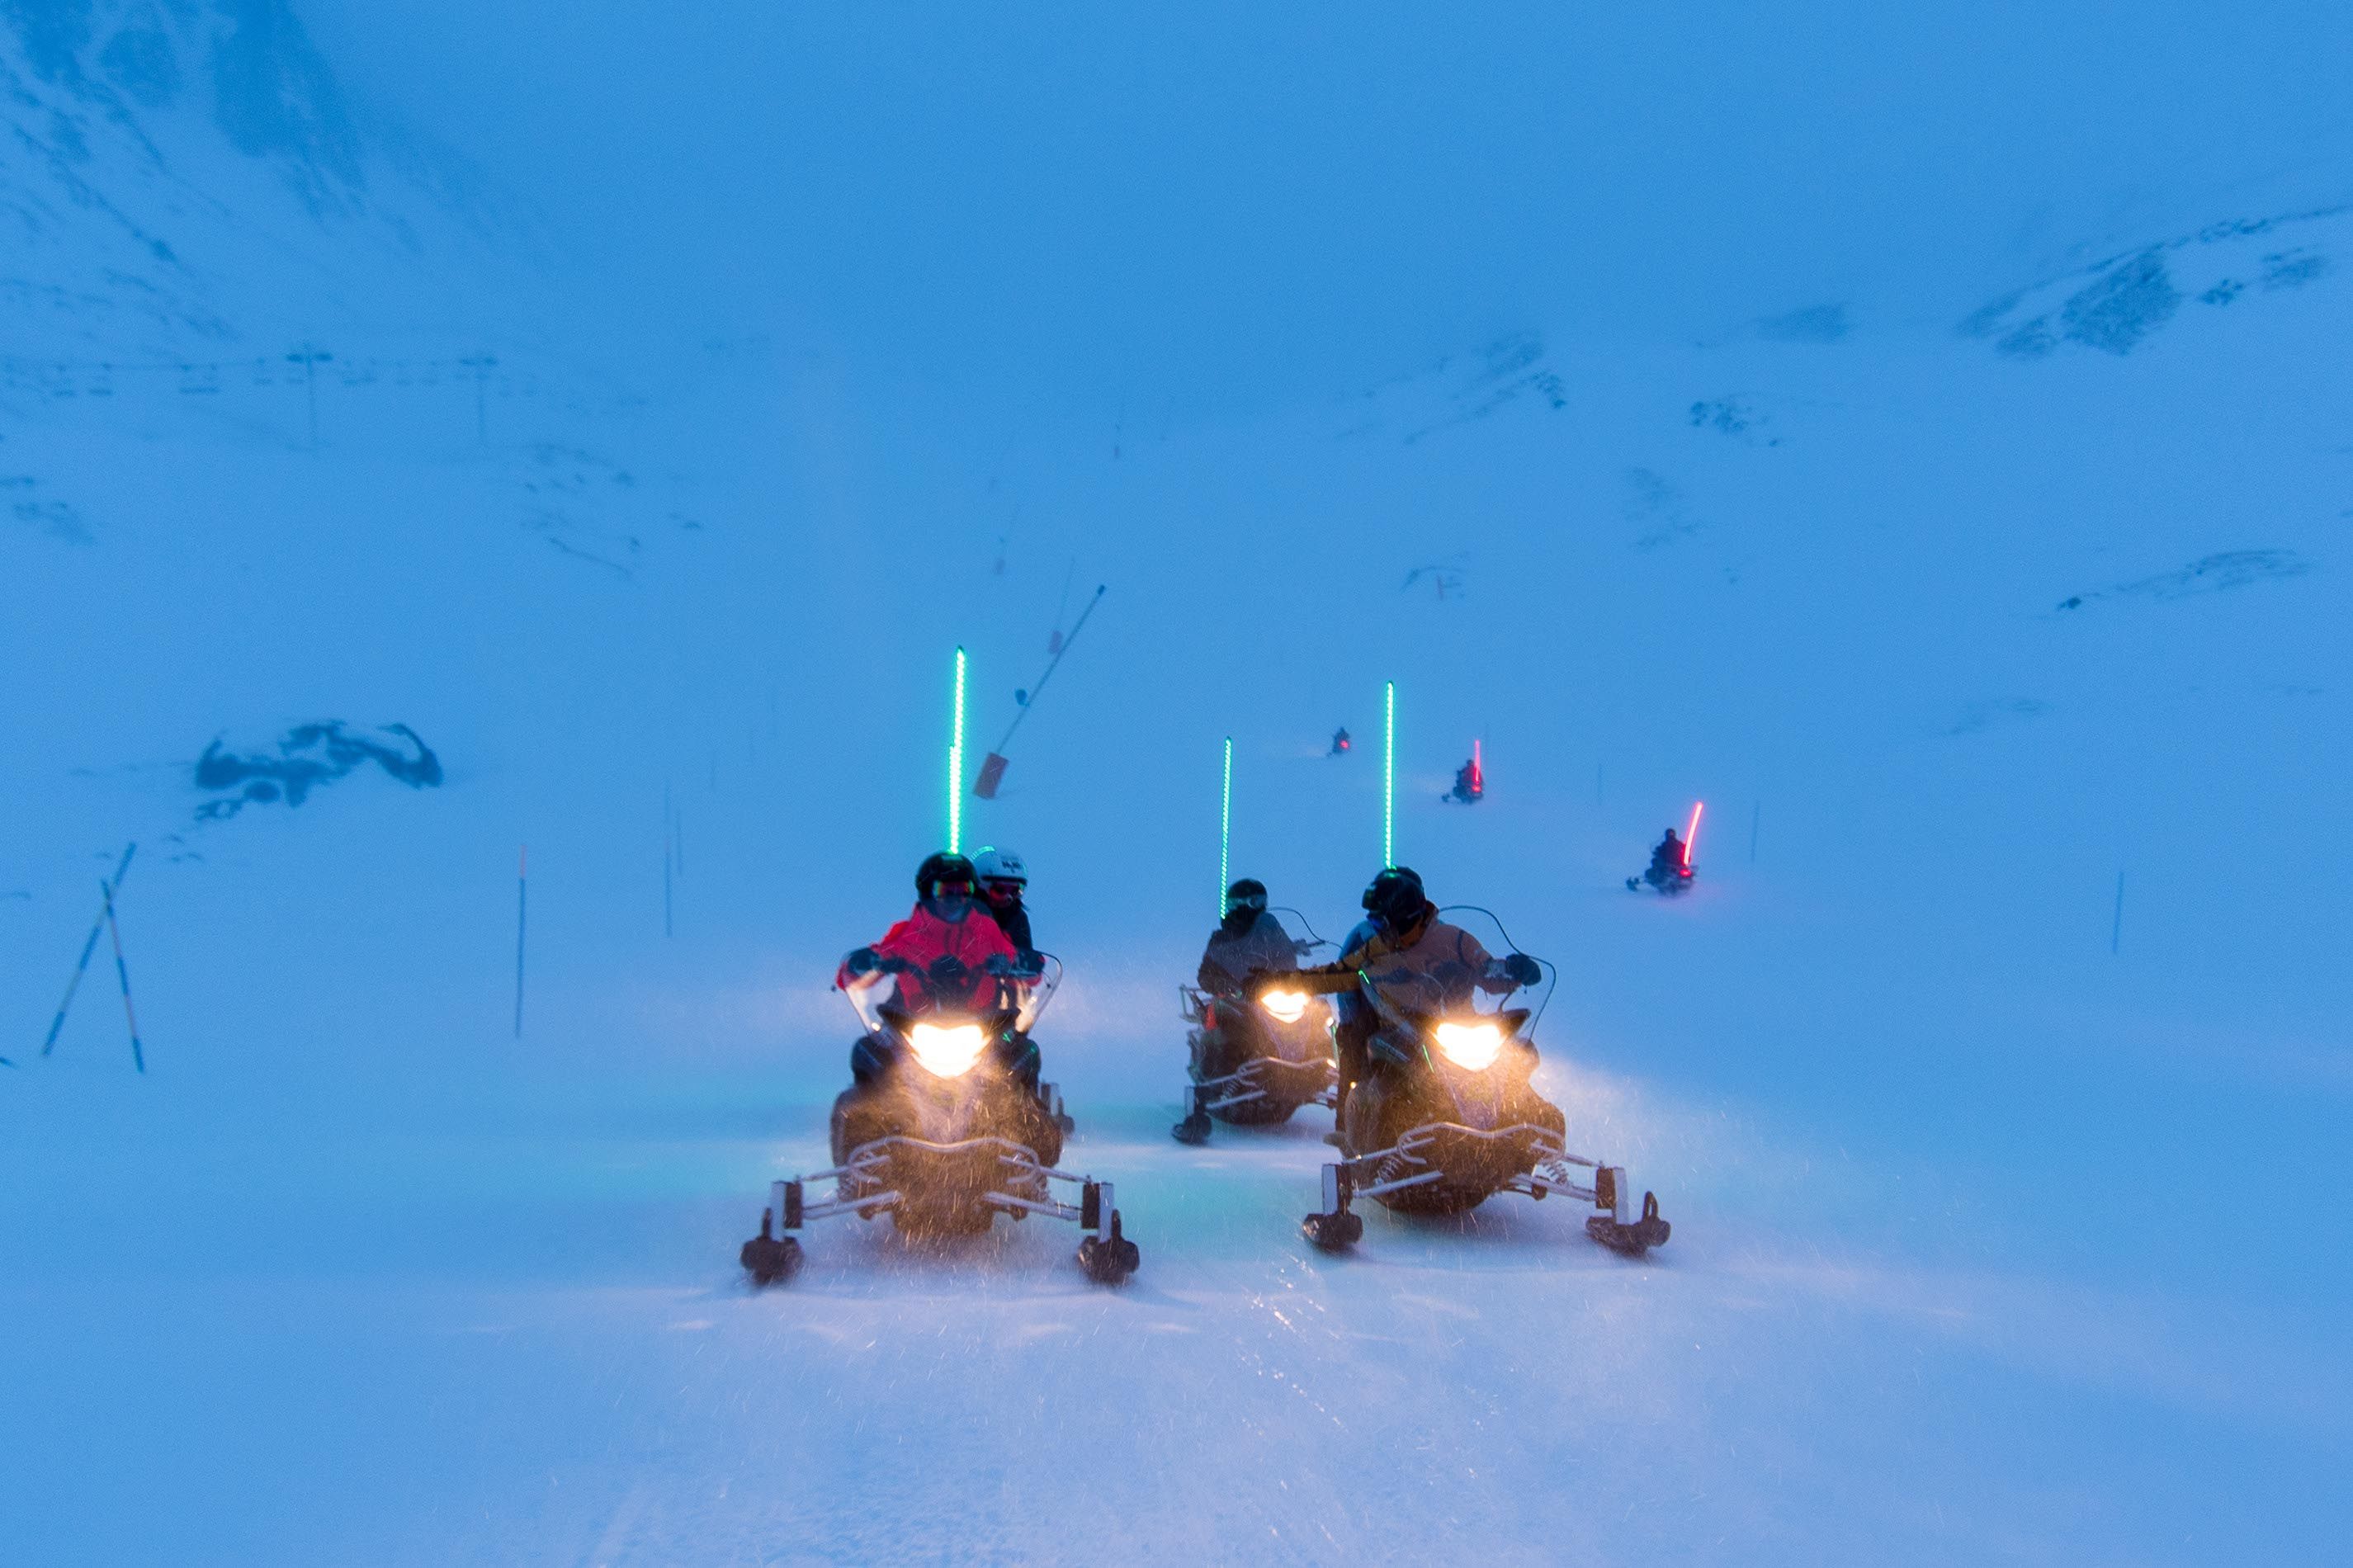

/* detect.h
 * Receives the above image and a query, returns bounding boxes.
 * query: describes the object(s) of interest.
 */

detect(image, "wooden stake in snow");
[40,842,136,1059]
[514,846,528,1038]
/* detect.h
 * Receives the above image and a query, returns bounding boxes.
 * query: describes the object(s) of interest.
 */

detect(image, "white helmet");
[973,847,1027,886]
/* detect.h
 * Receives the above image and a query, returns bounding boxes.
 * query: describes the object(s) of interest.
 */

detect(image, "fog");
[309,0,2353,405]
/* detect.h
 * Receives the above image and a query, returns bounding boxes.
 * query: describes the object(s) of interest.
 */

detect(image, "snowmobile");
[1171,956,1340,1145]
[739,950,1138,1287]
[1442,742,1484,805]
[1626,852,1694,895]
[1298,956,1670,1257]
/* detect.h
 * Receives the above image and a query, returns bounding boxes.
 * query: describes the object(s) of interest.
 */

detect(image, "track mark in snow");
[1944,699,2048,737]
[2056,550,2313,611]
[1623,467,1703,550]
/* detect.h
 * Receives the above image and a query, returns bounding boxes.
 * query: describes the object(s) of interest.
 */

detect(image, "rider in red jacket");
[838,852,1021,1014]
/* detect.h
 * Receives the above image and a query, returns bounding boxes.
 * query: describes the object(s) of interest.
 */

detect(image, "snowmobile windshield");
[843,952,1053,1037]
[1013,952,1062,1034]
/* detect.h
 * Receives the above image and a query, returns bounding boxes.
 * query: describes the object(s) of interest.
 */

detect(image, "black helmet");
[1224,877,1269,916]
[1361,866,1428,932]
[914,852,980,899]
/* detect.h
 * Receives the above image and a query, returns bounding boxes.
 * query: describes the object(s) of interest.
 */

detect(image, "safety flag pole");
[1219,736,1233,917]
[100,872,144,1074]
[948,645,968,854]
[1684,801,1704,868]
[1383,681,1396,868]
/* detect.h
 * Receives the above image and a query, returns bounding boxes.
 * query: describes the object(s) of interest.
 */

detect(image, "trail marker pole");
[461,354,498,443]
[41,843,136,1057]
[100,874,143,1074]
[514,846,528,1038]
[1220,736,1233,916]
[286,342,332,449]
[2110,872,2125,955]
[1383,681,1396,868]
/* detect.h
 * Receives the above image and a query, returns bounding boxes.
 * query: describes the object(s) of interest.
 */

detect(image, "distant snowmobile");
[1330,727,1353,756]
[1290,942,1670,1257]
[739,950,1137,1287]
[1173,909,1338,1145]
[1626,829,1694,895]
[1443,753,1483,805]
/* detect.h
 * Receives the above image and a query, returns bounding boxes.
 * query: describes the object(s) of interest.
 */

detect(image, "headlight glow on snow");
[1434,1020,1503,1070]
[1259,989,1310,1024]
[909,1022,987,1078]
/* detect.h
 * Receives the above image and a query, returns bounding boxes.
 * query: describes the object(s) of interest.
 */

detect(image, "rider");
[837,852,1022,1040]
[1197,878,1301,993]
[830,852,1051,1169]
[1647,829,1688,883]
[1265,867,1539,1136]
[972,846,1037,959]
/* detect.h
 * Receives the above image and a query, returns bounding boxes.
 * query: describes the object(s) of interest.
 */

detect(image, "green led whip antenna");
[1219,736,1233,918]
[948,645,967,855]
[1382,680,1396,868]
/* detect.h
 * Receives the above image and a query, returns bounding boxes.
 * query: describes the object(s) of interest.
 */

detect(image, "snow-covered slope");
[3,6,2350,1565]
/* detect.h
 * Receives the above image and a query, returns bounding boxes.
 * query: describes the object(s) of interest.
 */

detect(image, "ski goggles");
[1224,891,1268,914]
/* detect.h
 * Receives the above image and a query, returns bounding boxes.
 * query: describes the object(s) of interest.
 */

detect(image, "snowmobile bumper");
[1172,1057,1340,1145]
[1301,1130,1670,1256]
[740,1138,1138,1287]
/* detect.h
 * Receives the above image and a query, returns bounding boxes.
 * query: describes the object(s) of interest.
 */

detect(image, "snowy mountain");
[2,0,503,357]
[4,5,2351,1566]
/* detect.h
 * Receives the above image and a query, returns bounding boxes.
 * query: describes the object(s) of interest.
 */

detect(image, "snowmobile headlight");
[1259,989,1310,1024]
[1433,1020,1503,1071]
[908,1022,988,1079]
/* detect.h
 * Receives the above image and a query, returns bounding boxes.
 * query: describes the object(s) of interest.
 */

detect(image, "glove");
[982,953,1017,978]
[1015,949,1046,979]
[1500,952,1542,988]
[844,947,881,977]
